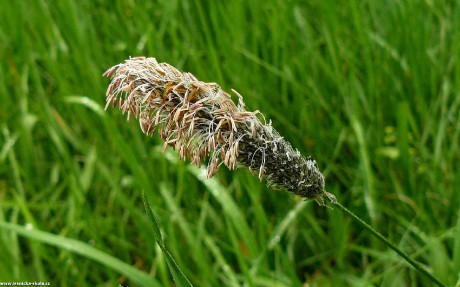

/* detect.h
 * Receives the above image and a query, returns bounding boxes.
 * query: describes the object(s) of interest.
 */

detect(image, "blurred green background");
[1,0,459,286]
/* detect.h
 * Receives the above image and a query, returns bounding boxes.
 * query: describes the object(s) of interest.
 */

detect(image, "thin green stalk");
[332,200,446,287]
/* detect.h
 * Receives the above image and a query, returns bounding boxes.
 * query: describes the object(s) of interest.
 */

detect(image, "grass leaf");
[142,191,194,287]
[0,221,160,287]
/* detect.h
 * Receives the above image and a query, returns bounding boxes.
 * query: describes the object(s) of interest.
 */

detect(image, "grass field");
[1,0,459,286]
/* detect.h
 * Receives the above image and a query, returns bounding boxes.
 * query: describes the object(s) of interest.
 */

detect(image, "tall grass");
[0,0,459,286]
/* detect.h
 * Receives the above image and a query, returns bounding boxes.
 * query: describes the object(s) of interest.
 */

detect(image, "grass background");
[1,0,459,286]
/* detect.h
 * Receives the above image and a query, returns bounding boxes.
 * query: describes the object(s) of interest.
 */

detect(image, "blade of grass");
[158,183,215,285]
[142,191,194,287]
[0,221,161,287]
[453,209,460,275]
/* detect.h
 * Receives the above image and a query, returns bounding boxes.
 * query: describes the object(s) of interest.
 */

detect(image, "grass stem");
[332,200,446,287]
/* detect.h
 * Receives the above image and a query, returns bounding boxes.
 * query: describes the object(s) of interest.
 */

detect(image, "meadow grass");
[0,0,459,286]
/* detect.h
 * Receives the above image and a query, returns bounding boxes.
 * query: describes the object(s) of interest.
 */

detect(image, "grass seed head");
[104,57,334,203]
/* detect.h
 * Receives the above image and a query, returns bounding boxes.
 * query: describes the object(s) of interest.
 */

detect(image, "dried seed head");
[104,57,335,204]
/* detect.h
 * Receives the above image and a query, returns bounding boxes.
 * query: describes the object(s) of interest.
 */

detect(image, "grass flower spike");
[103,57,335,203]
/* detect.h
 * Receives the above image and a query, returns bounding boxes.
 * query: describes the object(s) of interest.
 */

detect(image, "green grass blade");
[142,191,164,247]
[453,209,460,275]
[0,221,160,287]
[64,95,105,117]
[142,191,194,287]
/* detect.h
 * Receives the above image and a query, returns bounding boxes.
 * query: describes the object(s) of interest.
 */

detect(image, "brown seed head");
[104,57,335,204]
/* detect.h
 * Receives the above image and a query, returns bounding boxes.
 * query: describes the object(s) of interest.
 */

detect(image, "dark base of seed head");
[237,123,327,201]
